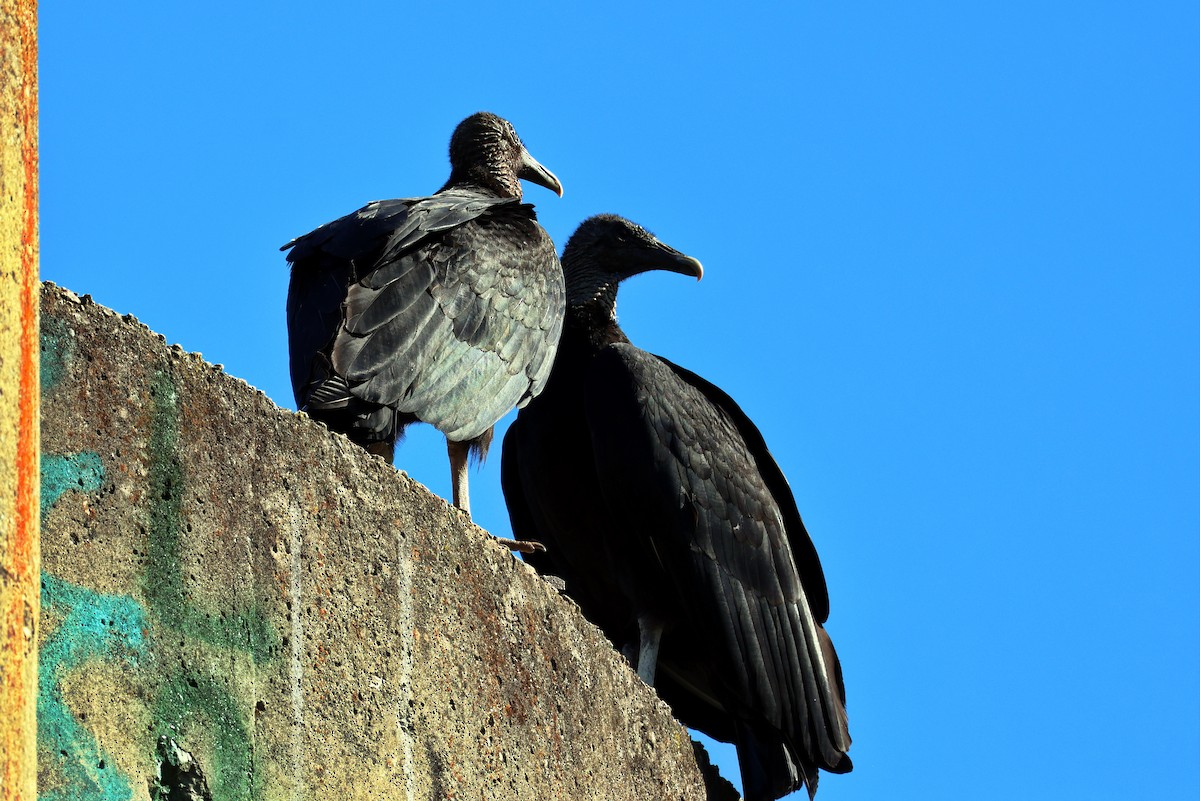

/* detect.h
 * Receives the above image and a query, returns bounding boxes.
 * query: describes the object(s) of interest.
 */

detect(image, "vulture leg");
[448,438,545,553]
[636,616,664,686]
[447,439,472,515]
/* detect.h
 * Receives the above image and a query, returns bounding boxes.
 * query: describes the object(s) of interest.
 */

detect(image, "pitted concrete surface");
[38,282,715,800]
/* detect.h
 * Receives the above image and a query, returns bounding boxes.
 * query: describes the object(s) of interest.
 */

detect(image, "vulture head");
[448,112,563,200]
[561,214,703,308]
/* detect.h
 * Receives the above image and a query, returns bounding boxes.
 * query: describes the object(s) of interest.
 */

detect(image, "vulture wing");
[285,190,564,443]
[584,343,851,799]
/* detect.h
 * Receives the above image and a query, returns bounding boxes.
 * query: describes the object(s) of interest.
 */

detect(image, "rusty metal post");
[0,1,38,799]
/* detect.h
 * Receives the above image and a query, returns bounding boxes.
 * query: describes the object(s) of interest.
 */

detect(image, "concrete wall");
[37,282,720,800]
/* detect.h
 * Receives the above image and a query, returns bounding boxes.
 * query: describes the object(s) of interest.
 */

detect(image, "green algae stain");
[39,573,149,801]
[42,453,104,519]
[143,370,274,801]
[38,332,278,801]
[156,673,265,801]
[38,449,145,801]
[143,370,277,662]
[40,316,71,393]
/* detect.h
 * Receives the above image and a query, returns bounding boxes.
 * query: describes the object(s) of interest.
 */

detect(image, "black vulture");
[502,215,852,800]
[284,112,564,524]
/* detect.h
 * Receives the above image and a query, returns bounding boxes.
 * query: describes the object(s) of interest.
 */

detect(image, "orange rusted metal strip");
[16,0,39,562]
[0,1,39,799]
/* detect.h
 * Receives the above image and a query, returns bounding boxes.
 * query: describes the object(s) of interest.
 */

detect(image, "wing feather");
[584,343,850,780]
[290,191,562,443]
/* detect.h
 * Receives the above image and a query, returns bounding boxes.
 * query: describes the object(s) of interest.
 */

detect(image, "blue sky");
[41,3,1199,799]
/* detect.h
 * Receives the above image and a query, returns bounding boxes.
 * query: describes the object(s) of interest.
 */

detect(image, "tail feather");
[735,710,851,801]
[735,719,803,801]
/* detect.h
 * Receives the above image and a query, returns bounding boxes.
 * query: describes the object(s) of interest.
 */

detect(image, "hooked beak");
[518,148,564,197]
[646,243,704,281]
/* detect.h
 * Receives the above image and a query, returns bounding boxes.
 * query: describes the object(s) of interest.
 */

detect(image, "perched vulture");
[284,112,564,522]
[502,215,852,800]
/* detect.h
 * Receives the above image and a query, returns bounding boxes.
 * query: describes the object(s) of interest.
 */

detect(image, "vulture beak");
[518,148,564,197]
[645,242,704,281]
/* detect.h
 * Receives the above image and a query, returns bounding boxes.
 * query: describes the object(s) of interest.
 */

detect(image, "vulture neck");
[441,165,521,200]
[565,286,629,353]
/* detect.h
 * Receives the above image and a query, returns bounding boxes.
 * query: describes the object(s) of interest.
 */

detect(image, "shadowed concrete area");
[37,282,718,800]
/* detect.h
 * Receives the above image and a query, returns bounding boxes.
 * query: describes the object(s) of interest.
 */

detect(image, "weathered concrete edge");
[38,280,723,800]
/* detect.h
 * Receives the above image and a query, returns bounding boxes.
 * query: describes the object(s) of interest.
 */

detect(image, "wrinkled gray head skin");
[446,112,563,200]
[561,214,703,307]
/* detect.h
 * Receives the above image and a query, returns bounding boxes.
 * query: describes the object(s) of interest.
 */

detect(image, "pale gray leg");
[447,439,472,517]
[447,439,545,553]
[636,616,664,686]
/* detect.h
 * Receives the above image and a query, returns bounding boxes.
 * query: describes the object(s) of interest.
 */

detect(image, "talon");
[494,536,546,554]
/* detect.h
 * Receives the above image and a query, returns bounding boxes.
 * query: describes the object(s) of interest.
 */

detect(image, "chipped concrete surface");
[38,283,714,800]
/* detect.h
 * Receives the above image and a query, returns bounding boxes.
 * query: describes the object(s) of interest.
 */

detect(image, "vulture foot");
[493,536,547,554]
